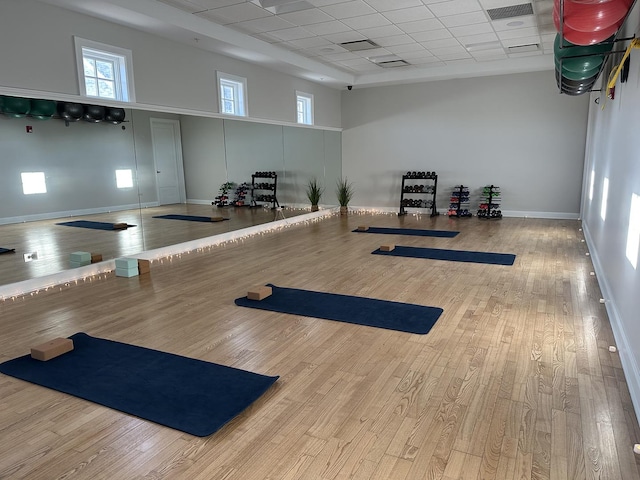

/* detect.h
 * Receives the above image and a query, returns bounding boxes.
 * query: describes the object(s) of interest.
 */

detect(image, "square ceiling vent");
[377,60,411,68]
[340,40,380,52]
[486,3,533,20]
[255,0,314,14]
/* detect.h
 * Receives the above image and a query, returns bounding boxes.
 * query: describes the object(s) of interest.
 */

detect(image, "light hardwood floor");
[0,213,639,480]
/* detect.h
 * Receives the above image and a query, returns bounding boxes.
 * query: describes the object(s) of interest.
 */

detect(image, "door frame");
[150,118,186,205]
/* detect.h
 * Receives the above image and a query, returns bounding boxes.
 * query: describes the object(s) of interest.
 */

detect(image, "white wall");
[0,0,341,128]
[341,71,589,217]
[580,5,640,421]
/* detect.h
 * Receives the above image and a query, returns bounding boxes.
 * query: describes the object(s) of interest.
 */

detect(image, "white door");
[150,118,185,205]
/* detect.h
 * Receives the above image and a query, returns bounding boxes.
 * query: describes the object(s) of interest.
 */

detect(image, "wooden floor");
[0,204,308,285]
[0,213,639,480]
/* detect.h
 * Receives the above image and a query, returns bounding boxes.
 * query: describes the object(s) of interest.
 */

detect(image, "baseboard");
[347,206,579,220]
[0,202,158,226]
[582,223,640,427]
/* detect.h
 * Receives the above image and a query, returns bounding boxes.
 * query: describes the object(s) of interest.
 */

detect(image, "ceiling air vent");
[377,60,411,68]
[340,39,379,52]
[486,3,533,20]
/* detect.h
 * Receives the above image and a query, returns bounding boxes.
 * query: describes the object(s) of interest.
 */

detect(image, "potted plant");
[306,177,324,212]
[336,177,354,215]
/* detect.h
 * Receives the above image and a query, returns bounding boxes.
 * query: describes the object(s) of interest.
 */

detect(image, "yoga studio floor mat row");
[373,245,516,266]
[0,333,278,437]
[56,220,136,230]
[353,226,459,237]
[235,284,443,335]
[152,214,229,223]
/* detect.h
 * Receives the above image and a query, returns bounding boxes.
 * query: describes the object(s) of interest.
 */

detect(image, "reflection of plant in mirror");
[306,178,324,211]
[336,177,354,215]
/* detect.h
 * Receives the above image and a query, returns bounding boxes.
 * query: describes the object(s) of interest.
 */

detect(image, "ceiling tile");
[458,32,499,46]
[303,20,352,35]
[386,43,427,54]
[428,0,482,17]
[429,44,468,55]
[382,6,434,23]
[497,27,539,40]
[268,26,317,40]
[439,11,488,28]
[251,32,283,43]
[364,0,425,10]
[308,0,355,6]
[278,8,336,25]
[287,36,334,48]
[491,16,537,31]
[427,37,462,48]
[320,0,377,18]
[374,34,416,46]
[411,29,453,42]
[338,57,376,66]
[322,30,367,43]
[200,2,272,24]
[398,18,445,33]
[501,35,540,48]
[233,16,296,34]
[448,23,494,36]
[471,48,508,58]
[321,50,361,59]
[357,24,405,39]
[435,51,473,60]
[157,0,203,13]
[400,50,435,60]
[188,0,244,9]
[340,13,391,29]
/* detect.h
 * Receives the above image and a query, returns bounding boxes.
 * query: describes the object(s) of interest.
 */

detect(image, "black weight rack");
[250,171,279,209]
[398,171,438,217]
[477,185,502,219]
[448,185,472,217]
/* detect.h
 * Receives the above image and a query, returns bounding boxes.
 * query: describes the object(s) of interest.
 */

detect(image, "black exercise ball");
[83,104,106,123]
[57,102,84,122]
[104,107,125,124]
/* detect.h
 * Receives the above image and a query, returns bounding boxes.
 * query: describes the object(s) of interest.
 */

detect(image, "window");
[115,169,133,189]
[217,72,247,117]
[21,172,47,195]
[589,170,595,201]
[75,37,135,102]
[601,177,609,221]
[626,193,640,269]
[296,91,314,125]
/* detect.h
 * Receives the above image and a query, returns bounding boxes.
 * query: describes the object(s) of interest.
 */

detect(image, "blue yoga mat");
[353,227,458,237]
[235,284,442,335]
[153,214,229,223]
[0,247,15,254]
[56,220,135,230]
[0,333,278,437]
[373,246,515,265]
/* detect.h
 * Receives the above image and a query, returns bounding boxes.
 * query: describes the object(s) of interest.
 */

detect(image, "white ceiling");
[40,0,556,89]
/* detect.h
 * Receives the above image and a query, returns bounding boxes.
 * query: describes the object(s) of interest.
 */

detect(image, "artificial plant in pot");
[306,177,324,212]
[336,177,354,215]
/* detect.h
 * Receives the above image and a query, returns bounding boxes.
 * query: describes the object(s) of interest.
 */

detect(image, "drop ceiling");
[39,0,556,88]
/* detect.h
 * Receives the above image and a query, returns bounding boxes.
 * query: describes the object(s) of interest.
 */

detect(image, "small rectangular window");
[296,91,314,125]
[589,170,595,201]
[75,37,135,102]
[21,172,47,195]
[217,72,247,117]
[116,169,133,189]
[601,177,609,221]
[626,193,640,269]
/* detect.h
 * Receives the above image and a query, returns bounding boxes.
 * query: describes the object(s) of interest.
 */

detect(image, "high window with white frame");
[217,72,247,117]
[74,37,135,102]
[296,91,314,125]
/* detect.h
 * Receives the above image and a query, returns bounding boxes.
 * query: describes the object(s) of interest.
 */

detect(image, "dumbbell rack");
[250,172,279,209]
[398,171,438,217]
[477,185,502,219]
[448,185,472,217]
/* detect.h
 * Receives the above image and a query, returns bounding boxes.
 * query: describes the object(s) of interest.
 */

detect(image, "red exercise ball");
[554,0,631,32]
[555,15,620,44]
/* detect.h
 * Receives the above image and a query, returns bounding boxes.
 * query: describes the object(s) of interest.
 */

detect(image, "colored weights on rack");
[401,199,433,208]
[404,171,437,179]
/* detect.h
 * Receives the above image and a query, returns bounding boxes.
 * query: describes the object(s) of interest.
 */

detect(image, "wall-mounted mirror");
[0,94,342,287]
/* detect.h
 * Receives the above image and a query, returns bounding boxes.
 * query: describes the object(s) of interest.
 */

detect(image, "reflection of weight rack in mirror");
[448,185,472,217]
[250,172,279,209]
[477,185,502,219]
[232,182,251,207]
[398,171,438,217]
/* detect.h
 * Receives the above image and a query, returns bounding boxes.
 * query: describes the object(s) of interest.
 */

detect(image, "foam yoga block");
[31,338,74,361]
[247,286,272,301]
[380,245,395,252]
[357,225,369,231]
[112,223,128,230]
[138,259,151,275]
[70,251,91,264]
[115,258,139,277]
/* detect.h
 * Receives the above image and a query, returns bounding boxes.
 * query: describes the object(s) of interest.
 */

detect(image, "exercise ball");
[83,104,105,123]
[0,96,31,117]
[559,21,619,44]
[30,99,57,120]
[554,52,604,72]
[557,62,602,79]
[104,107,125,124]
[555,0,631,32]
[555,68,598,89]
[57,102,83,122]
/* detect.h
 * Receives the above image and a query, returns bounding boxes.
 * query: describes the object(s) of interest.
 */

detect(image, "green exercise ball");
[0,96,31,118]
[29,99,57,120]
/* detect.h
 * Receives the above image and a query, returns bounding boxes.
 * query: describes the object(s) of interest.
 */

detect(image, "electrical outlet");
[23,251,39,262]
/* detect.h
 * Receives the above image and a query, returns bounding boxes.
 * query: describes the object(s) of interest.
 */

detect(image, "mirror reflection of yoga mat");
[0,333,279,437]
[235,284,443,335]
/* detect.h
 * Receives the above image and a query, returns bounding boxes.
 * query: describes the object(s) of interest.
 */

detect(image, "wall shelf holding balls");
[398,172,438,217]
